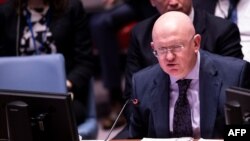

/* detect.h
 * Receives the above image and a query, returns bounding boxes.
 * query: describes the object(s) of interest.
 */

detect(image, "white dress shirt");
[215,0,250,62]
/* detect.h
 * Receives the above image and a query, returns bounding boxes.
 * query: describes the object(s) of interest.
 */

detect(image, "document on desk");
[141,137,193,141]
[141,138,223,141]
[198,139,223,141]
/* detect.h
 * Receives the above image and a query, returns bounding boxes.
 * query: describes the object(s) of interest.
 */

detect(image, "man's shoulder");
[201,50,249,87]
[133,64,162,80]
[201,50,247,68]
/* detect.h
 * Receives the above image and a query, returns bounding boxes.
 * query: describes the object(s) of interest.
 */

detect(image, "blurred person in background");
[0,0,95,127]
[88,0,157,129]
[193,0,250,62]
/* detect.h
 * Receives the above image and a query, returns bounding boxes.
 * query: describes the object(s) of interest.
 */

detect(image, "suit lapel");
[151,69,171,137]
[199,51,222,138]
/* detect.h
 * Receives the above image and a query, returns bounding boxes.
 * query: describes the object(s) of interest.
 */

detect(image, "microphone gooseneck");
[104,99,139,141]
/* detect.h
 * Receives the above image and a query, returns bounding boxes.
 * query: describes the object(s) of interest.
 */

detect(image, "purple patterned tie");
[173,79,193,137]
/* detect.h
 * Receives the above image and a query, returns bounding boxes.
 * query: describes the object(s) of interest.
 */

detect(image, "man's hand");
[66,80,74,100]
[66,80,73,90]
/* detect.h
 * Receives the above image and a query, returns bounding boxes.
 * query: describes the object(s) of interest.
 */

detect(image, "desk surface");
[112,140,139,141]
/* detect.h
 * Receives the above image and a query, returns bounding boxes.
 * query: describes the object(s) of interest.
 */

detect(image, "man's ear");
[193,34,201,53]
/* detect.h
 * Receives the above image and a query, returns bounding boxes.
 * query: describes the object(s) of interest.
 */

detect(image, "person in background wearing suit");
[124,0,243,119]
[129,11,250,139]
[193,0,250,62]
[0,0,95,131]
[89,0,157,129]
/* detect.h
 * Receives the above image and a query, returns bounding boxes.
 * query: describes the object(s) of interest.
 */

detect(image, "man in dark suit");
[129,11,250,139]
[124,0,243,102]
[193,0,250,63]
[193,0,218,14]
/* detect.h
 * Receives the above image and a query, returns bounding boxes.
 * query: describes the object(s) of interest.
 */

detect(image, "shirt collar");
[189,7,195,22]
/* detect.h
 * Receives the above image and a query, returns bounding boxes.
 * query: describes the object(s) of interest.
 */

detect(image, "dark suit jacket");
[0,0,95,99]
[129,50,250,139]
[193,0,218,14]
[125,0,157,19]
[125,10,243,100]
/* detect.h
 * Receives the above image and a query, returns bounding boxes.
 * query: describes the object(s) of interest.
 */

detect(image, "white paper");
[141,138,223,141]
[141,137,193,141]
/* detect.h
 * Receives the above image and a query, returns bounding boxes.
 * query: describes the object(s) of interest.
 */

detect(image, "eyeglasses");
[153,35,195,57]
[153,44,184,57]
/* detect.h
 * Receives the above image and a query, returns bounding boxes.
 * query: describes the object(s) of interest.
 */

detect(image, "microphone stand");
[104,99,130,141]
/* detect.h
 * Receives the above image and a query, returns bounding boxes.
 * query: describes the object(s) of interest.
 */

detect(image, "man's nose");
[165,51,175,61]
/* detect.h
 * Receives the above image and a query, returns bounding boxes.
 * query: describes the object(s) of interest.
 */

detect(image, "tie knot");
[177,79,191,87]
[177,79,192,93]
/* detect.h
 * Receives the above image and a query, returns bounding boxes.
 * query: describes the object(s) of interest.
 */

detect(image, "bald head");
[151,11,201,79]
[152,11,195,42]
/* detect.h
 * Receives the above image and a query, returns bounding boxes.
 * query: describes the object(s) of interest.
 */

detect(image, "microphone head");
[131,99,139,105]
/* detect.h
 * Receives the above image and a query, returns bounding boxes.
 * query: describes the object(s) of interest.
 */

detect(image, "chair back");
[0,54,67,94]
[0,54,98,139]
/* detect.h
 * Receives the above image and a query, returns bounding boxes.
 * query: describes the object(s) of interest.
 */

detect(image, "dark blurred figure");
[193,0,250,62]
[89,0,157,129]
[0,0,95,129]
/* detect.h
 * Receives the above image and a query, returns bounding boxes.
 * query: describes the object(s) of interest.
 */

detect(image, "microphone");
[131,98,139,105]
[104,98,139,141]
